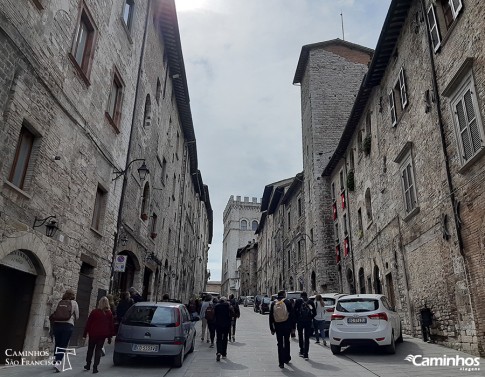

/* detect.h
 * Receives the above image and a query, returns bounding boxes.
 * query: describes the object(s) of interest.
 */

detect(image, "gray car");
[113,301,198,367]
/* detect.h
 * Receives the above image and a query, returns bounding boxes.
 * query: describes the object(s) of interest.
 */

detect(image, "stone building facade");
[293,40,373,294]
[221,195,260,297]
[237,240,258,297]
[0,0,211,360]
[321,0,484,356]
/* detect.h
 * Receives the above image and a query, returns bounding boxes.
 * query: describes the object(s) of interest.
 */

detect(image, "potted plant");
[347,171,355,191]
[363,134,372,155]
[140,213,148,221]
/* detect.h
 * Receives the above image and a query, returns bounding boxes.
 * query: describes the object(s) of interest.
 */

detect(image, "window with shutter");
[399,154,418,215]
[450,74,485,165]
[449,0,463,18]
[427,5,441,51]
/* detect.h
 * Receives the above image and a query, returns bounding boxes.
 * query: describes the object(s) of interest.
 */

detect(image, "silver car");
[113,301,198,367]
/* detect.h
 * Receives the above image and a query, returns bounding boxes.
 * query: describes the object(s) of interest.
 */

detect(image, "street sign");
[114,255,127,272]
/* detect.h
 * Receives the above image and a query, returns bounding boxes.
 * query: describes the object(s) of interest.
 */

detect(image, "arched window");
[359,268,366,294]
[144,94,152,127]
[251,220,258,231]
[365,188,373,222]
[140,182,150,220]
[240,220,248,230]
[357,129,363,155]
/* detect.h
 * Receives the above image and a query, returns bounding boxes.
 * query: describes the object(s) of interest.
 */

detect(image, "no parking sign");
[114,255,127,272]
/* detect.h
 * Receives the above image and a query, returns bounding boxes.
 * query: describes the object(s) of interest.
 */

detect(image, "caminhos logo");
[404,354,480,372]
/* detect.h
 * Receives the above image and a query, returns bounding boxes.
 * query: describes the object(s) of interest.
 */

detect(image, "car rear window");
[323,298,336,306]
[336,298,379,313]
[123,306,176,327]
[262,297,271,304]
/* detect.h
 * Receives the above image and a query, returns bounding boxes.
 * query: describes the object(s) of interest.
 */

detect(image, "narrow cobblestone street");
[2,307,485,377]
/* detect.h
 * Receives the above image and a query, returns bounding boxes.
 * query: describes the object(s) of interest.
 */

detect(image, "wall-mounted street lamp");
[33,215,59,237]
[112,159,150,182]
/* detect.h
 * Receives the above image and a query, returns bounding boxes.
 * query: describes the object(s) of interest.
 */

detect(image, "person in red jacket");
[83,296,115,373]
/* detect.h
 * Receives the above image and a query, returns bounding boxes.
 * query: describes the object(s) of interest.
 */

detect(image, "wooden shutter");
[449,0,463,18]
[399,67,408,108]
[427,5,441,52]
[389,90,397,126]
[455,98,473,160]
[464,89,482,154]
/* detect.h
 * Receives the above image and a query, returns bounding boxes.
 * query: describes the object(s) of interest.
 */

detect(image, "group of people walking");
[50,287,142,373]
[198,294,240,361]
[269,290,320,369]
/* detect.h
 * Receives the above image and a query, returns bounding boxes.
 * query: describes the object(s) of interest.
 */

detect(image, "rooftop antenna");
[340,10,345,41]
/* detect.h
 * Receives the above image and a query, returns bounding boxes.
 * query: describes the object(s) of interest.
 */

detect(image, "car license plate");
[132,344,159,352]
[347,317,367,324]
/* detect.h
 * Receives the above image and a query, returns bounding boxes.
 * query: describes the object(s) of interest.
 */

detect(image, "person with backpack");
[228,294,240,342]
[294,291,316,360]
[269,290,294,369]
[199,294,213,343]
[50,289,79,372]
[83,297,115,374]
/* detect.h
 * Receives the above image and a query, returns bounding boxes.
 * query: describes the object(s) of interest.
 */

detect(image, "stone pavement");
[2,306,485,376]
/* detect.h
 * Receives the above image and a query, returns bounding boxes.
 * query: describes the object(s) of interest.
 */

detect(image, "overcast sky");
[174,0,392,281]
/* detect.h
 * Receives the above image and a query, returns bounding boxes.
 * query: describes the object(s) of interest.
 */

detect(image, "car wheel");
[385,331,396,354]
[396,324,404,343]
[173,345,185,368]
[330,345,341,355]
[113,351,125,366]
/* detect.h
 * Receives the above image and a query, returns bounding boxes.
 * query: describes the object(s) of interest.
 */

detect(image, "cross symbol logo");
[55,347,76,372]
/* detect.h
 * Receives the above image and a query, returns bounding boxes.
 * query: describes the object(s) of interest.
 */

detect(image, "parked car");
[113,301,198,367]
[244,296,254,307]
[329,294,402,355]
[286,291,303,301]
[259,297,271,314]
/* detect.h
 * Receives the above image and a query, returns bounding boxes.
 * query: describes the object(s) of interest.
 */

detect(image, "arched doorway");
[346,268,356,294]
[373,265,382,294]
[289,276,294,291]
[0,250,42,363]
[115,251,140,294]
[311,271,316,293]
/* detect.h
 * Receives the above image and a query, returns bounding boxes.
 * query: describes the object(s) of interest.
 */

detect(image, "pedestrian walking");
[294,291,316,360]
[207,297,218,348]
[83,297,115,374]
[115,291,134,332]
[313,294,326,345]
[199,294,213,342]
[128,287,143,303]
[214,296,231,361]
[50,289,79,373]
[269,290,294,369]
[228,294,240,342]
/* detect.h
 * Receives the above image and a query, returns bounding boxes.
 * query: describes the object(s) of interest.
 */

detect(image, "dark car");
[259,297,271,314]
[113,301,198,368]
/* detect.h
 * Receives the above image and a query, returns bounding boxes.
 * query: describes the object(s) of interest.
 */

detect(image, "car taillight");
[173,336,184,345]
[326,307,334,313]
[368,312,388,321]
[175,308,181,327]
[331,314,345,320]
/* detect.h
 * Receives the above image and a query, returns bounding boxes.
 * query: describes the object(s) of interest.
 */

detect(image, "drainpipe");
[108,2,150,294]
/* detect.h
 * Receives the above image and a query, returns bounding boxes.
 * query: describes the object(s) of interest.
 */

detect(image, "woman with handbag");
[83,297,115,373]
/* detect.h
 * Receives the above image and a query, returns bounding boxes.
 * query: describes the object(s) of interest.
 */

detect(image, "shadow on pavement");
[218,359,248,370]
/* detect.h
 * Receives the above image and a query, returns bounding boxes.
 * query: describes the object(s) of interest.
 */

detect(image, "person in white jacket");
[313,294,326,345]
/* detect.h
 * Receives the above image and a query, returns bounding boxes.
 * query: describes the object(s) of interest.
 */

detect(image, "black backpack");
[299,301,313,322]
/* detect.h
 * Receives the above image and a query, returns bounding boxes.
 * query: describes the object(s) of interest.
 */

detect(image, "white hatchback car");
[329,294,402,354]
